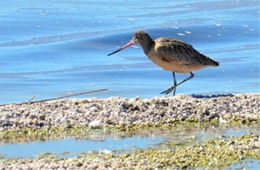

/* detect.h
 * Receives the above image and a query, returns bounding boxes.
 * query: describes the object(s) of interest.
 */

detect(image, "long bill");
[107,41,134,56]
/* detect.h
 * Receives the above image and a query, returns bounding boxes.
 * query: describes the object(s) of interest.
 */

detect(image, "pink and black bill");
[107,41,134,56]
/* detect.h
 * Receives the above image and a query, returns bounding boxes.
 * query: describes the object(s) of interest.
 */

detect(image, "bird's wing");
[155,38,206,65]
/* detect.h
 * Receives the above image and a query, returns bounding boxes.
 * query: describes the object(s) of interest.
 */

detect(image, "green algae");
[0,120,259,144]
[61,134,260,168]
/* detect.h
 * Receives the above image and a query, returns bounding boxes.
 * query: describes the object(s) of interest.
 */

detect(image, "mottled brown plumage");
[108,30,219,95]
[133,30,219,73]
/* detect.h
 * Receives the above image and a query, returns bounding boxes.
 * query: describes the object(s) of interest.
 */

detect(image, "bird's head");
[107,30,152,56]
[132,30,150,45]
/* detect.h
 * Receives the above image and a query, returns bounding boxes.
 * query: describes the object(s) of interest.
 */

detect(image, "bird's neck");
[140,37,154,55]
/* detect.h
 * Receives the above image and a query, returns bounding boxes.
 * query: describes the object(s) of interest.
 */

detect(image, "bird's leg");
[176,72,194,87]
[161,72,177,95]
[161,72,194,95]
[173,72,177,96]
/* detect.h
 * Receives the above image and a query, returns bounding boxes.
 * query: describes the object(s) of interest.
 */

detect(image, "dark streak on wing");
[156,37,218,66]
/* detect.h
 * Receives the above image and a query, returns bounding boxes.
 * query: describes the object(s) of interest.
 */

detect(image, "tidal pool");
[0,136,163,158]
[0,123,259,159]
[228,160,260,170]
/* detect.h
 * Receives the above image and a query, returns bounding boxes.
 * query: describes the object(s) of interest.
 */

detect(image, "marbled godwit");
[108,30,219,96]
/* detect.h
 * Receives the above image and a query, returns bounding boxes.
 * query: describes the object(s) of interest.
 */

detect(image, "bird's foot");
[161,86,175,95]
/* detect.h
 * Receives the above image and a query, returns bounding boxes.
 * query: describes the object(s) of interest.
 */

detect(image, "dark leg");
[161,72,194,95]
[176,72,194,87]
[172,72,177,96]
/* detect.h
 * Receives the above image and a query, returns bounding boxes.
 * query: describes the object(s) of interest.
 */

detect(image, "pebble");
[89,120,102,128]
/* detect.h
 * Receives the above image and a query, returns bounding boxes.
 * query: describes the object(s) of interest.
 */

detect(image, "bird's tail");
[204,54,219,66]
[210,58,219,66]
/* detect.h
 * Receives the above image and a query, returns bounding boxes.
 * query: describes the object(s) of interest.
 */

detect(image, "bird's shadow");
[190,93,234,99]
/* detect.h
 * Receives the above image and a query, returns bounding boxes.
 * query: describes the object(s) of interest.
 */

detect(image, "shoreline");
[0,93,259,168]
[0,94,259,130]
[0,134,259,169]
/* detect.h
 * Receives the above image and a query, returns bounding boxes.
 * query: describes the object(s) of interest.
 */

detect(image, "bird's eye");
[137,36,142,40]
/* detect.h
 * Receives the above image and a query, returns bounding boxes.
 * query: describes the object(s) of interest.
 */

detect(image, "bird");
[108,30,219,96]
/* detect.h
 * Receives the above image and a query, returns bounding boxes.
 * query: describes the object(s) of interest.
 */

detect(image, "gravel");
[0,94,259,169]
[0,94,259,129]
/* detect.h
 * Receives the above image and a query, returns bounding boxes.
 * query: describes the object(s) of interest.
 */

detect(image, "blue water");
[0,125,259,158]
[229,160,260,170]
[0,136,162,158]
[0,0,259,103]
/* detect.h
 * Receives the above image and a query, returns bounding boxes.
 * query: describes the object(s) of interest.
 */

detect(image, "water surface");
[0,123,258,158]
[0,0,259,104]
[0,136,162,158]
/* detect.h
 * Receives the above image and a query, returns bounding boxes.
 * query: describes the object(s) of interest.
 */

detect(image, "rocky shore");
[0,94,259,130]
[0,93,259,169]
